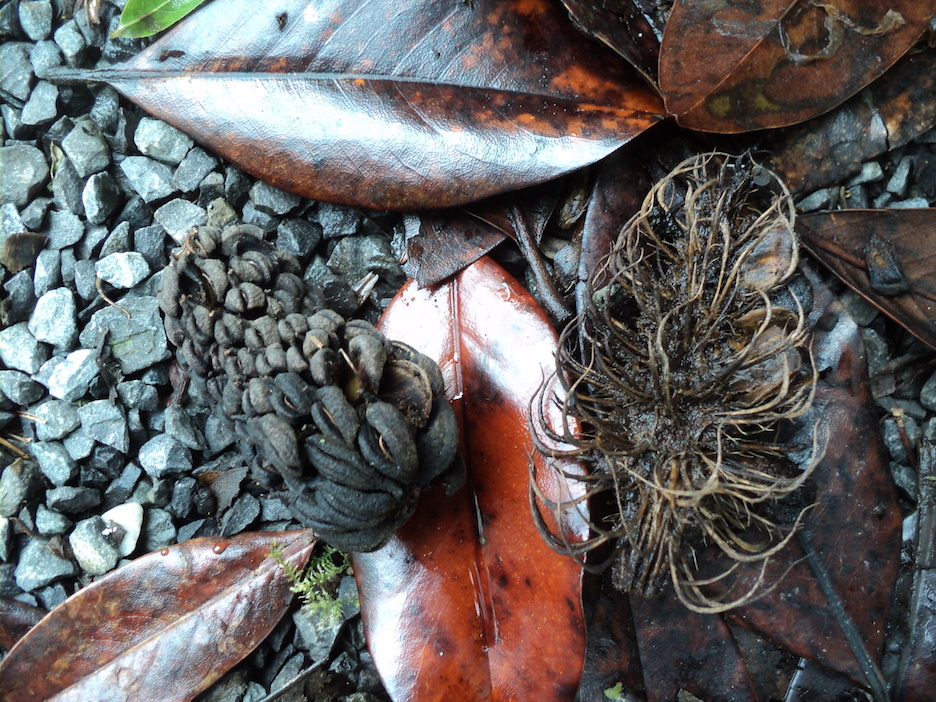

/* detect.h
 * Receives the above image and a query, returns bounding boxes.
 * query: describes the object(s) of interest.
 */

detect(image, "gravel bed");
[2,2,936,700]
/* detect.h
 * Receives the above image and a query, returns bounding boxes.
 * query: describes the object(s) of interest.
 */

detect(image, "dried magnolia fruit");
[159,222,462,552]
[537,153,821,612]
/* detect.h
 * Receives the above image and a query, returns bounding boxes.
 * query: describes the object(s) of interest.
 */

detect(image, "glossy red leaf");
[659,0,935,133]
[798,209,936,350]
[0,530,316,702]
[353,256,589,701]
[77,0,663,211]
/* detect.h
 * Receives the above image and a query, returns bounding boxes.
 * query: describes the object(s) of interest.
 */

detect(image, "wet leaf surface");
[0,530,316,702]
[353,256,589,701]
[79,0,663,210]
[0,599,46,653]
[572,267,901,701]
[659,0,935,133]
[112,0,210,38]
[798,209,936,350]
[767,46,936,194]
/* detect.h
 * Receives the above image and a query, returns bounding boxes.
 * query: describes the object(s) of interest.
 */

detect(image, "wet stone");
[82,172,121,224]
[883,415,921,464]
[37,348,98,402]
[176,517,219,543]
[70,515,120,575]
[44,208,84,249]
[276,218,322,259]
[172,147,217,192]
[30,398,80,440]
[134,117,193,165]
[28,287,77,350]
[327,234,403,284]
[890,462,917,503]
[168,476,197,519]
[139,433,193,479]
[154,197,207,244]
[0,321,47,375]
[80,400,129,454]
[20,80,57,126]
[241,201,277,232]
[102,502,144,557]
[14,538,77,591]
[103,462,142,509]
[887,156,912,196]
[164,404,206,450]
[46,485,101,514]
[317,202,360,239]
[1,43,34,102]
[0,459,43,517]
[35,504,71,536]
[142,507,177,551]
[249,180,301,216]
[62,117,110,178]
[95,251,150,288]
[30,440,76,485]
[120,156,176,203]
[0,369,45,406]
[79,295,170,374]
[53,20,86,66]
[3,270,37,324]
[0,144,49,207]
[220,493,260,536]
[30,39,62,79]
[32,248,60,296]
[19,1,52,42]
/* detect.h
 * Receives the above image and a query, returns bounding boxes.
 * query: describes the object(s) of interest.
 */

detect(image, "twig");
[506,204,571,324]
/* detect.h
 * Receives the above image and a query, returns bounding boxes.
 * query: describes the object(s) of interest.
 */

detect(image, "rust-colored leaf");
[0,530,316,702]
[798,209,936,350]
[0,599,46,653]
[574,267,901,701]
[353,256,589,701]
[74,0,663,211]
[767,46,936,194]
[659,0,935,133]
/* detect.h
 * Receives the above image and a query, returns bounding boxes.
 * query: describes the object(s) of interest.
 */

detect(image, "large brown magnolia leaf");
[72,0,663,211]
[352,256,590,701]
[798,209,936,350]
[574,267,901,701]
[0,530,316,702]
[659,0,935,133]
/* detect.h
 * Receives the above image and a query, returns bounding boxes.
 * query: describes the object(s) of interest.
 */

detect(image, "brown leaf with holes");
[0,530,316,702]
[353,256,589,701]
[798,209,936,350]
[76,0,663,211]
[659,0,935,133]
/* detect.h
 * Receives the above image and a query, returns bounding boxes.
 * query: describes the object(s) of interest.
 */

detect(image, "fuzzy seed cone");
[159,223,462,552]
[544,153,820,612]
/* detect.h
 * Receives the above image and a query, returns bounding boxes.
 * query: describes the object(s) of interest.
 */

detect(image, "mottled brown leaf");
[0,530,316,702]
[76,0,663,211]
[767,46,936,194]
[798,209,936,350]
[659,0,935,133]
[353,256,589,701]
[0,599,46,653]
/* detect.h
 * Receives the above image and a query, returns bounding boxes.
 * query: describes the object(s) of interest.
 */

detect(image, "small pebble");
[2,270,38,324]
[116,380,160,411]
[139,433,193,479]
[172,147,218,192]
[0,369,45,405]
[142,507,177,551]
[63,425,95,461]
[29,397,80,440]
[95,251,150,288]
[317,202,360,238]
[18,1,52,41]
[53,20,86,66]
[61,117,110,177]
[164,404,206,450]
[134,117,193,165]
[0,144,49,207]
[154,198,207,244]
[32,247,61,296]
[103,463,143,510]
[82,172,121,224]
[29,440,77,485]
[35,504,71,536]
[28,287,77,350]
[70,515,120,575]
[37,348,97,402]
[79,295,170,374]
[80,400,130,453]
[220,493,260,536]
[0,458,43,517]
[120,156,176,202]
[20,80,58,126]
[0,43,34,102]
[46,485,101,513]
[249,180,300,216]
[14,537,77,591]
[30,38,62,79]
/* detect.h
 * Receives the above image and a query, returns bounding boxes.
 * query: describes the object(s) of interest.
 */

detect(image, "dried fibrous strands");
[159,223,463,552]
[536,153,821,612]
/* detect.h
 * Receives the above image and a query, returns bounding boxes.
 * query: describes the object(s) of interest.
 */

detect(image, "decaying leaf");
[798,209,936,350]
[68,0,664,211]
[353,256,589,701]
[0,530,316,702]
[659,0,936,132]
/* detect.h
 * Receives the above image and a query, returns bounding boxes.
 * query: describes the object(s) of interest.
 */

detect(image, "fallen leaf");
[75,0,664,210]
[353,256,590,701]
[0,530,316,702]
[767,45,936,194]
[798,209,936,350]
[0,599,46,653]
[111,0,210,38]
[659,0,935,133]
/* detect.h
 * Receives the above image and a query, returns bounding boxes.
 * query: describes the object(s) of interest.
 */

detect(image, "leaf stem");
[507,204,571,325]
